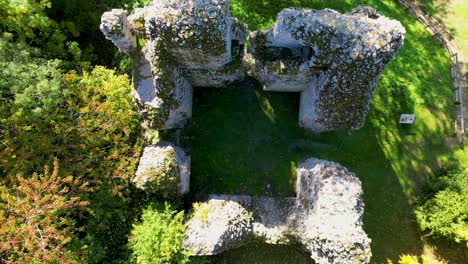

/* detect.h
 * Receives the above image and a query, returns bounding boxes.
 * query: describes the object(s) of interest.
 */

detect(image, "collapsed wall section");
[183,158,372,264]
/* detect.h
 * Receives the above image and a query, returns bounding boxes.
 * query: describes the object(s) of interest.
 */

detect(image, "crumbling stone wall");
[245,7,405,132]
[101,2,404,133]
[183,158,372,264]
[101,0,248,130]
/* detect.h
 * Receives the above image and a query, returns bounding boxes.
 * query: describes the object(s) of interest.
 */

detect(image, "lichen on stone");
[100,9,137,55]
[101,2,404,133]
[134,142,190,197]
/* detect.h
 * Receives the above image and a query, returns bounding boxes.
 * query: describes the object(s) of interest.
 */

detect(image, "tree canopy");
[416,169,468,247]
[129,203,188,264]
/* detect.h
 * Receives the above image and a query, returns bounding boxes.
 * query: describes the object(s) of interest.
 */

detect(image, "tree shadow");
[427,237,468,263]
[213,240,314,264]
[417,0,452,22]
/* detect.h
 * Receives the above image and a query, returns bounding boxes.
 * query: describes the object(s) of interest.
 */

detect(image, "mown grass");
[419,0,467,63]
[188,0,467,263]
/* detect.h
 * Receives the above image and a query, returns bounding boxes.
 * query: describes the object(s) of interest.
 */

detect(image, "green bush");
[1,50,141,179]
[0,1,146,262]
[129,202,188,264]
[0,0,66,55]
[0,40,143,261]
[0,36,65,176]
[415,169,468,247]
[47,0,153,66]
[60,67,142,262]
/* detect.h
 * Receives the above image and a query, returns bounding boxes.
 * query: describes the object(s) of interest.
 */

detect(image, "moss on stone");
[191,202,212,223]
[249,31,276,62]
[147,30,180,128]
[131,36,144,89]
[136,147,180,198]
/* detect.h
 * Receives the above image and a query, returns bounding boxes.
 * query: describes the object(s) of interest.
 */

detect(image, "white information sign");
[399,114,415,124]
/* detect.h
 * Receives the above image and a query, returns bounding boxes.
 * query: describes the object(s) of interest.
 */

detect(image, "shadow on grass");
[188,78,317,198]
[427,237,468,263]
[213,241,314,264]
[417,0,452,22]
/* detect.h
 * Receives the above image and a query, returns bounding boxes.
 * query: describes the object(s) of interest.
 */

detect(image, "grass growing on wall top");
[189,0,467,263]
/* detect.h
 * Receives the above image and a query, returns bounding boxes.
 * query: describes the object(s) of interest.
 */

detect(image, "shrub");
[415,169,468,247]
[0,0,66,54]
[129,202,188,264]
[60,67,142,262]
[0,161,88,263]
[1,53,143,262]
[0,36,65,176]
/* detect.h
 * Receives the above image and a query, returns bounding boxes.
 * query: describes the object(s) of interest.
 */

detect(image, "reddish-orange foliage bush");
[0,161,88,263]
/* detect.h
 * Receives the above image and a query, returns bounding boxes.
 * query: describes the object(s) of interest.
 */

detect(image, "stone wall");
[101,1,405,133]
[183,158,372,264]
[245,7,405,132]
[101,0,248,130]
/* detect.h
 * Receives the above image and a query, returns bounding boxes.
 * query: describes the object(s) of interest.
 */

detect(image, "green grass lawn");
[187,0,467,263]
[189,81,311,197]
[419,0,468,63]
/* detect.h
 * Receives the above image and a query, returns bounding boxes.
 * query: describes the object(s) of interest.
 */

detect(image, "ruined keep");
[101,0,405,133]
[101,1,406,263]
